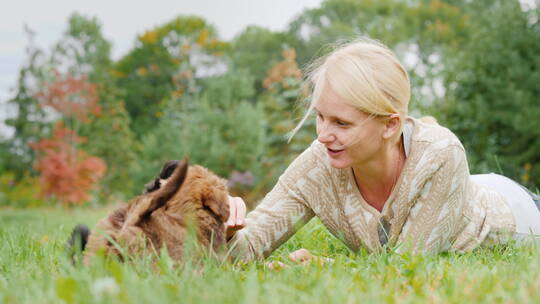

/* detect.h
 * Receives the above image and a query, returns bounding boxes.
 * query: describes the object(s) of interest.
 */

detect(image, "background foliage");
[1,0,539,207]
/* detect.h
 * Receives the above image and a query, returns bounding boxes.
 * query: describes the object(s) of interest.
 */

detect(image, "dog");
[68,159,230,265]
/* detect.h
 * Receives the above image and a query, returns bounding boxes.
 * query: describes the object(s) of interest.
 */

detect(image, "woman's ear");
[382,114,401,139]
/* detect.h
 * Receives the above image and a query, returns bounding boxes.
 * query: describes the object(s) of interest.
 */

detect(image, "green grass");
[1,207,539,304]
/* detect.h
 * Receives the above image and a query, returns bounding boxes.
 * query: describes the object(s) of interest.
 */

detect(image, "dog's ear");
[135,159,189,225]
[203,194,229,223]
[142,160,180,194]
[143,178,161,194]
[159,160,180,179]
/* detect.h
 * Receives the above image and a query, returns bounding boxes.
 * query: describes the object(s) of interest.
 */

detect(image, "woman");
[225,38,540,261]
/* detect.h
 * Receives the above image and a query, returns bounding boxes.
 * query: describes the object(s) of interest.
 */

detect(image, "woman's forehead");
[315,88,366,119]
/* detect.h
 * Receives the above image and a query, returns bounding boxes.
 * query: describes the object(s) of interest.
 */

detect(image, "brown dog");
[77,160,229,265]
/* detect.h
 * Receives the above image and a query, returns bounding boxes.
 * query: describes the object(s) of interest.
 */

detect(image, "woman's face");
[315,88,386,169]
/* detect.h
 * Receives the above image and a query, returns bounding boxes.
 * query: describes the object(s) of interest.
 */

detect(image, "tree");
[132,67,266,200]
[231,26,290,90]
[29,73,107,205]
[4,27,53,176]
[440,0,540,187]
[285,0,471,112]
[258,48,315,193]
[29,122,106,206]
[49,13,137,196]
[50,13,113,82]
[114,16,229,136]
[3,13,137,196]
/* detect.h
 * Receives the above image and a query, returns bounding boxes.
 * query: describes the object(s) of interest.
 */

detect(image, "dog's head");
[164,164,230,250]
[125,160,230,252]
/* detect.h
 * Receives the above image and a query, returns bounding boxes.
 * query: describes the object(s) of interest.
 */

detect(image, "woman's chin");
[328,159,350,169]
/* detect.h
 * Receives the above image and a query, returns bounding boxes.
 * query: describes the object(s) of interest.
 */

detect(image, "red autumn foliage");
[30,71,107,206]
[36,70,101,123]
[29,122,106,206]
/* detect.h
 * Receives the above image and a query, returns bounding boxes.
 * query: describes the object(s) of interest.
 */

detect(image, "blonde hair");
[290,38,410,140]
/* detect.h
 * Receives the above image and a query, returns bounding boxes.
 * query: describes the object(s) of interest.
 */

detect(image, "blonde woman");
[224,39,540,261]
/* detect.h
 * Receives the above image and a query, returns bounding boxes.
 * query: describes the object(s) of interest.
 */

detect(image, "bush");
[0,172,48,208]
[257,48,316,195]
[440,1,540,188]
[129,69,266,197]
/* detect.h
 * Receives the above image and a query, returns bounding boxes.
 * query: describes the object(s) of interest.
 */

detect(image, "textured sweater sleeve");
[227,147,317,261]
[396,144,470,254]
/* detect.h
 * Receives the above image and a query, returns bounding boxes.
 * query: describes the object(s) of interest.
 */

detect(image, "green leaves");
[440,0,540,187]
[3,0,539,205]
[131,67,265,196]
[114,16,229,136]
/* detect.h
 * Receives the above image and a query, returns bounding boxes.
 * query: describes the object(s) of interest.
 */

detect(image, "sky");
[0,0,323,137]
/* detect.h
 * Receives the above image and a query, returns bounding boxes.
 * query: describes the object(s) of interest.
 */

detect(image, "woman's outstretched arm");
[226,147,319,261]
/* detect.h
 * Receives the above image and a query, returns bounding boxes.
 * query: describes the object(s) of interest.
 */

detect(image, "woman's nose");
[317,123,335,143]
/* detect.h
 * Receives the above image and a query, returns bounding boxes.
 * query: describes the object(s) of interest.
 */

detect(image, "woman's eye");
[336,120,349,126]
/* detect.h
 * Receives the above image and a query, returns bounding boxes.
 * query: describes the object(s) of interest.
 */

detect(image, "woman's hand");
[225,195,247,240]
[267,248,334,270]
[288,248,313,264]
[289,248,334,266]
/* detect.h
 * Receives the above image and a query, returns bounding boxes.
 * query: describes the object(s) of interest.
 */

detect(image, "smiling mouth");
[327,147,344,153]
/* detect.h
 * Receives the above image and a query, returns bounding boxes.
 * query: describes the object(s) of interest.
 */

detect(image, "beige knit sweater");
[229,117,516,260]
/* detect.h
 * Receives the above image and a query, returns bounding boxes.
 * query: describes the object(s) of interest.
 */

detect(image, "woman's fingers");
[225,195,236,226]
[225,195,247,239]
[289,248,334,266]
[289,248,313,263]
[266,249,333,270]
[236,197,246,226]
[229,196,246,228]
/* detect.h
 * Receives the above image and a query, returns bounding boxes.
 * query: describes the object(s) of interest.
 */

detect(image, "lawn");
[0,206,539,303]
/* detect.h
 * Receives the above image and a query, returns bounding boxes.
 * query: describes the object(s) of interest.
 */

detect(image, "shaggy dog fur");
[70,160,230,265]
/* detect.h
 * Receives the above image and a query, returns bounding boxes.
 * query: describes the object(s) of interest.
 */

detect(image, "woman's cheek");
[345,129,369,147]
[338,129,356,146]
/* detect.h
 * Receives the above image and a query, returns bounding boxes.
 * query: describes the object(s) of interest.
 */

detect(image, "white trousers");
[470,173,540,244]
